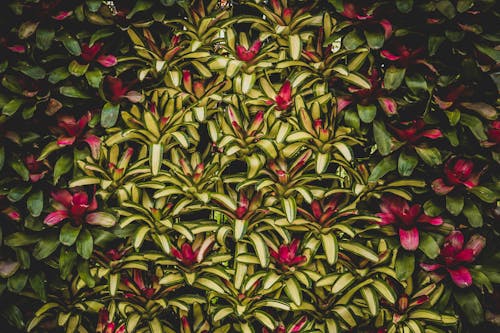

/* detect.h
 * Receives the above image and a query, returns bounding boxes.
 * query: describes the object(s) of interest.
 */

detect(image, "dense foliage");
[0,0,499,332]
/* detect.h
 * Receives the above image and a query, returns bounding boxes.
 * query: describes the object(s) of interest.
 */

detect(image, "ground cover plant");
[0,0,499,332]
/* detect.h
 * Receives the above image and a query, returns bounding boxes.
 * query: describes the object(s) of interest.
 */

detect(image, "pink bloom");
[377,196,443,251]
[420,231,485,288]
[270,239,307,268]
[268,80,292,111]
[482,120,500,148]
[171,237,214,267]
[44,189,98,226]
[390,119,443,145]
[171,243,199,266]
[340,2,392,39]
[55,113,100,159]
[103,76,142,104]
[381,41,437,72]
[24,154,47,182]
[7,45,26,53]
[96,308,126,333]
[236,39,262,62]
[52,10,72,20]
[431,157,482,195]
[81,42,117,67]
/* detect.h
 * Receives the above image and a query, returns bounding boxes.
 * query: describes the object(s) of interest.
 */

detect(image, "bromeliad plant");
[0,0,499,333]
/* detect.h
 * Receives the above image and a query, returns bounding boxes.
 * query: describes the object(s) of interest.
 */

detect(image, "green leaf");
[36,27,55,50]
[396,0,414,13]
[364,29,384,49]
[68,60,89,77]
[460,113,488,141]
[468,186,497,203]
[357,104,377,123]
[85,68,103,88]
[418,233,440,259]
[436,0,457,19]
[7,271,28,293]
[101,102,120,128]
[414,146,442,166]
[368,155,397,181]
[59,224,82,247]
[29,271,47,301]
[321,233,338,265]
[8,185,32,202]
[463,200,483,227]
[457,0,473,12]
[398,150,419,176]
[396,249,415,280]
[59,86,91,99]
[5,233,40,247]
[76,229,93,259]
[53,153,73,184]
[446,194,464,216]
[343,30,364,50]
[9,156,30,181]
[373,120,392,156]
[48,67,70,84]
[2,99,24,116]
[2,304,25,329]
[33,233,59,260]
[59,247,77,279]
[284,278,302,306]
[77,260,95,288]
[126,0,154,19]
[18,65,46,80]
[58,33,81,56]
[27,190,43,217]
[454,289,484,325]
[384,66,406,90]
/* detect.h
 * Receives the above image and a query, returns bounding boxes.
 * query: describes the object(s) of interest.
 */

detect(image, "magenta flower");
[122,269,159,300]
[340,2,392,39]
[55,113,100,159]
[482,120,500,148]
[171,237,214,267]
[381,41,437,73]
[44,189,114,227]
[390,119,443,145]
[420,231,485,288]
[267,80,292,111]
[103,76,142,104]
[80,42,117,67]
[431,157,482,195]
[24,154,48,182]
[96,308,125,333]
[262,316,307,333]
[336,69,397,115]
[377,196,443,251]
[236,39,262,62]
[270,239,307,268]
[171,243,199,266]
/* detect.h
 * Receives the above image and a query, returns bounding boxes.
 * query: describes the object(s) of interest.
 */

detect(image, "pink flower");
[96,308,125,333]
[377,196,443,251]
[340,2,392,39]
[431,157,482,195]
[171,237,214,267]
[381,41,437,72]
[337,69,397,115]
[390,119,443,145]
[103,76,142,104]
[80,42,117,67]
[44,189,97,226]
[265,80,293,111]
[236,39,262,62]
[482,120,500,148]
[122,269,159,300]
[55,113,100,159]
[420,231,485,288]
[270,239,307,268]
[24,154,48,182]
